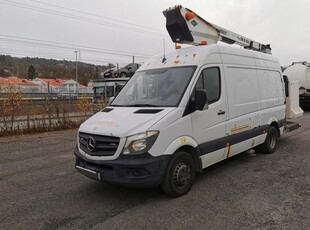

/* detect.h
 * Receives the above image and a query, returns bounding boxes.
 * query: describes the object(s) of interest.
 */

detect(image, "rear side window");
[195,67,221,104]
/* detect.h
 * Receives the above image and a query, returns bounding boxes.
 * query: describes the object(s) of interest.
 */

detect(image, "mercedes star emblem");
[87,137,96,151]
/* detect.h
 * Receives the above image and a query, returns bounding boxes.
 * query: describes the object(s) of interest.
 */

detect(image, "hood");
[79,107,177,137]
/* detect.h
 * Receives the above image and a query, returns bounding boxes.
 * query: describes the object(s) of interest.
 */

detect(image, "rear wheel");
[261,126,278,154]
[161,151,196,197]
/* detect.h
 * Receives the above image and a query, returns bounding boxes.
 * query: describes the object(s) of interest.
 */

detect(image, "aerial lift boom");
[163,5,272,54]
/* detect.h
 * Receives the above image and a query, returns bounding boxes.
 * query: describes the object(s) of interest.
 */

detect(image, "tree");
[108,63,115,69]
[0,67,6,76]
[27,64,36,80]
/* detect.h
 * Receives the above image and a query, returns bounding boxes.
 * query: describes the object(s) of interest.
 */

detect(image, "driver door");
[191,65,228,168]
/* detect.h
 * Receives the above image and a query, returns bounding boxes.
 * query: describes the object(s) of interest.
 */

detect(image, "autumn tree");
[27,64,36,80]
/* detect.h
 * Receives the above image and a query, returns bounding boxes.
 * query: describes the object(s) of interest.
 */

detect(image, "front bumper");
[74,146,170,187]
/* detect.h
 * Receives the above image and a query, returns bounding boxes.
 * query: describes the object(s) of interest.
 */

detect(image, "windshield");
[94,87,105,98]
[94,86,114,98]
[111,66,196,107]
[94,82,127,99]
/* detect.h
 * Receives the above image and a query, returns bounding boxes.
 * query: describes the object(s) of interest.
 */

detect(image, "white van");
[74,44,288,196]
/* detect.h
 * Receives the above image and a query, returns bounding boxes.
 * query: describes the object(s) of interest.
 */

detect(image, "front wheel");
[161,151,196,197]
[261,126,278,154]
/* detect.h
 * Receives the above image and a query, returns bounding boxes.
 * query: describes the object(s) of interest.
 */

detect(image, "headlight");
[122,131,159,155]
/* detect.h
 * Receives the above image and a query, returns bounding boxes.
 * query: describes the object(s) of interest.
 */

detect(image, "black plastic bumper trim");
[74,146,170,188]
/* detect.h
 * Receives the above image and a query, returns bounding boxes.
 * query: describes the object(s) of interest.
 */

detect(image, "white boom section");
[163,5,272,54]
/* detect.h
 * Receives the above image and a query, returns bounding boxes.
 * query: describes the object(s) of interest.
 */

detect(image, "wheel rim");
[173,161,191,188]
[269,130,277,149]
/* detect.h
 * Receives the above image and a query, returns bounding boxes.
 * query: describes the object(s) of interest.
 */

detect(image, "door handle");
[218,110,225,115]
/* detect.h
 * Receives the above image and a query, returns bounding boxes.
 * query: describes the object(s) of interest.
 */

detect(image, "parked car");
[114,63,141,78]
[103,67,117,78]
[103,64,141,78]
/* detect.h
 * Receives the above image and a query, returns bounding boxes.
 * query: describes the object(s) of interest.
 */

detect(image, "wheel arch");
[162,136,202,171]
[267,116,281,137]
[270,121,280,137]
[176,145,202,173]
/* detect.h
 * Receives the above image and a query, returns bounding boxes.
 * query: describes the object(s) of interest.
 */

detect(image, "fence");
[0,92,98,136]
[0,92,92,99]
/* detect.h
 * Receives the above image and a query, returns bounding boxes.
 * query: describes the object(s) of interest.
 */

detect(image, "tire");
[120,72,127,78]
[161,151,196,197]
[261,126,278,154]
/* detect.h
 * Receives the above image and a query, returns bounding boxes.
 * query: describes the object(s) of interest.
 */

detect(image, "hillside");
[0,55,110,85]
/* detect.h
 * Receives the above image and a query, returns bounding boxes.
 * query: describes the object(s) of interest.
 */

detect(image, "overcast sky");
[1,0,309,66]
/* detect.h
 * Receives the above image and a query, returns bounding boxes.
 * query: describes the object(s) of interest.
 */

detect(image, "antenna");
[162,38,167,63]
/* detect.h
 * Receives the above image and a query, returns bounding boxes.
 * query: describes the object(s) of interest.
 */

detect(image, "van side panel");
[218,46,285,157]
[225,67,261,119]
[257,69,286,109]
[224,66,263,156]
[254,51,286,134]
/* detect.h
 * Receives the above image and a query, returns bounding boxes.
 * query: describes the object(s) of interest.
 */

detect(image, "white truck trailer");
[74,5,301,196]
[283,62,310,107]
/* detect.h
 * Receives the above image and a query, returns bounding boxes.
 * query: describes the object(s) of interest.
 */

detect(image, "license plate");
[76,165,101,181]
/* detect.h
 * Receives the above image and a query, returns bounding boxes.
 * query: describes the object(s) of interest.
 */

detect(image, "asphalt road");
[0,110,309,230]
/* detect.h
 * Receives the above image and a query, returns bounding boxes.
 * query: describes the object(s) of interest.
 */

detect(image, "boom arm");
[163,5,272,54]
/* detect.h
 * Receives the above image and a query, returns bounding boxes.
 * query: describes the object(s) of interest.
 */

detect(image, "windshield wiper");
[110,104,126,107]
[127,104,160,107]
[111,104,160,107]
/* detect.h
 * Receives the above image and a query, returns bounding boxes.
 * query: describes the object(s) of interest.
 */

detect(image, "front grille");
[79,132,120,156]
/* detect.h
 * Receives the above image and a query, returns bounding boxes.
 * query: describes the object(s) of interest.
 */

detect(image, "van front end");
[73,108,175,187]
[74,145,170,187]
[73,101,191,188]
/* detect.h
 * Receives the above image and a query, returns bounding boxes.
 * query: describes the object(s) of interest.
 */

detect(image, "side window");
[195,67,220,104]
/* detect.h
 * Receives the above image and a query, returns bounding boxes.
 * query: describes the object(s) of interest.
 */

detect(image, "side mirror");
[195,89,208,110]
[108,97,115,105]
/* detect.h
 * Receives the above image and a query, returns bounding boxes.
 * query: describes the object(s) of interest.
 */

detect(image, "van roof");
[138,44,279,71]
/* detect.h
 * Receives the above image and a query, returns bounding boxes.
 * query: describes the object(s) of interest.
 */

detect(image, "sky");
[0,0,309,67]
